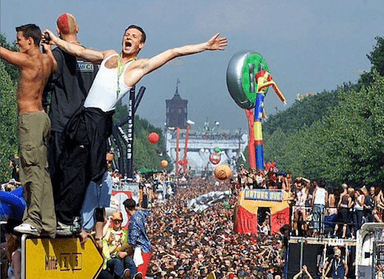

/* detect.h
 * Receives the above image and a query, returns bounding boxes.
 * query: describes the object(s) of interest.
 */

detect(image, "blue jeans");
[313,204,325,233]
[353,209,364,232]
[107,258,124,278]
[122,256,137,278]
[107,257,137,279]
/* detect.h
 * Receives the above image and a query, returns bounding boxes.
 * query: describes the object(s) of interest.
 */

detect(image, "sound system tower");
[286,242,322,279]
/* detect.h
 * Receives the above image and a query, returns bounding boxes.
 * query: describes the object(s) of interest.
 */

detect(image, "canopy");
[138,168,154,174]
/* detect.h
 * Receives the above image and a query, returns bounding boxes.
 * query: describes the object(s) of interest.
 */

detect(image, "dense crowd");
[145,177,285,279]
[4,158,382,278]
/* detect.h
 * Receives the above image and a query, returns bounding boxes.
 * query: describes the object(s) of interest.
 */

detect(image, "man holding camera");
[43,13,99,235]
[0,24,57,237]
[44,13,98,181]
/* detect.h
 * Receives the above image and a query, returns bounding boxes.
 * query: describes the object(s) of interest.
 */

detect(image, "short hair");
[125,25,146,43]
[318,178,326,188]
[56,13,77,35]
[16,24,41,46]
[123,198,136,211]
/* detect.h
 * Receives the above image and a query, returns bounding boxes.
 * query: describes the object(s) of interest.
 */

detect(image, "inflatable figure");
[226,51,286,170]
[253,67,285,169]
[209,153,221,165]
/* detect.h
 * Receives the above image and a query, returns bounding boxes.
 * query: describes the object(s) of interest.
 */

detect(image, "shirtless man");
[0,24,57,237]
[43,26,227,235]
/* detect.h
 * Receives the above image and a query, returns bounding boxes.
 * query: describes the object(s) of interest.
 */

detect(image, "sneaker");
[56,222,80,236]
[14,223,41,236]
[123,269,130,279]
[72,217,81,232]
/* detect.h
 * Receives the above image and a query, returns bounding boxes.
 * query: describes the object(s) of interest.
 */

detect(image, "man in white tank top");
[44,26,227,272]
[312,178,328,235]
[45,26,227,109]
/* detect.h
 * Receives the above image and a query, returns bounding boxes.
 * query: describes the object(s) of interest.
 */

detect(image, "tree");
[263,89,339,135]
[0,33,19,83]
[359,35,384,87]
[263,76,384,187]
[0,62,18,182]
[111,101,172,172]
[367,36,384,76]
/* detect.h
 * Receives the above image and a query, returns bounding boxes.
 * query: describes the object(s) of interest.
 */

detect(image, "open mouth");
[125,41,132,47]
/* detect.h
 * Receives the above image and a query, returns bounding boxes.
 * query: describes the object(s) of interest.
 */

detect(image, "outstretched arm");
[125,33,227,87]
[0,46,28,67]
[44,29,114,64]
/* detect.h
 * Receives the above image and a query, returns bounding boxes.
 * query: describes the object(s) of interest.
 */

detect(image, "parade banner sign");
[236,189,290,235]
[244,189,284,202]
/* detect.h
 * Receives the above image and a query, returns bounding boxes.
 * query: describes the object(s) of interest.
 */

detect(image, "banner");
[111,191,133,229]
[188,191,231,213]
[236,189,290,235]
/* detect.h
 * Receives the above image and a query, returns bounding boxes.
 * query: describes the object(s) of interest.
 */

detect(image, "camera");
[42,32,51,44]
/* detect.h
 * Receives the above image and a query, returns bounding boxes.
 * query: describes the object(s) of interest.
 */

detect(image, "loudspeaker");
[286,243,322,279]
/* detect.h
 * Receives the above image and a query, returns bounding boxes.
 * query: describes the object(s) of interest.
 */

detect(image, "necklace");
[117,54,137,97]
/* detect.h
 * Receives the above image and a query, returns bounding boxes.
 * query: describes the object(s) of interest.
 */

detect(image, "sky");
[1,0,384,132]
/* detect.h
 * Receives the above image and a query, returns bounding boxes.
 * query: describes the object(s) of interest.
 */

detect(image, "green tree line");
[263,36,384,188]
[113,102,172,172]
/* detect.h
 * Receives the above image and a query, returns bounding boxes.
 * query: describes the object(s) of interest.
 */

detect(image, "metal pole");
[175,128,180,177]
[126,88,135,179]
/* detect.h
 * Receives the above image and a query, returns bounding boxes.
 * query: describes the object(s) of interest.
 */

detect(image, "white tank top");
[84,54,133,112]
[314,187,327,205]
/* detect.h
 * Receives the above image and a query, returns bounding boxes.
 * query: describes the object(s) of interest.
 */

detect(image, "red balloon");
[148,132,160,144]
[209,153,221,165]
[178,159,188,166]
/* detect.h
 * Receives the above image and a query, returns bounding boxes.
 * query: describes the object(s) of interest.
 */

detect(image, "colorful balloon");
[161,160,168,168]
[226,51,269,110]
[214,164,232,181]
[148,132,160,144]
[178,159,188,166]
[209,153,221,165]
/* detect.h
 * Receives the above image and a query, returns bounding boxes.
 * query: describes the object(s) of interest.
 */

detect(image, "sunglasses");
[113,220,122,223]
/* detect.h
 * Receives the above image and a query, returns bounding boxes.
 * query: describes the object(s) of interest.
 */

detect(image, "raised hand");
[206,33,228,51]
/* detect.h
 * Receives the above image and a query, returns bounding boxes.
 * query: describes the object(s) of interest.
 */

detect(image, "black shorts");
[339,207,349,224]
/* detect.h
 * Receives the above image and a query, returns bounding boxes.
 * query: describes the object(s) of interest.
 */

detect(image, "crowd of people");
[140,177,286,279]
[235,163,384,239]
[3,163,365,278]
